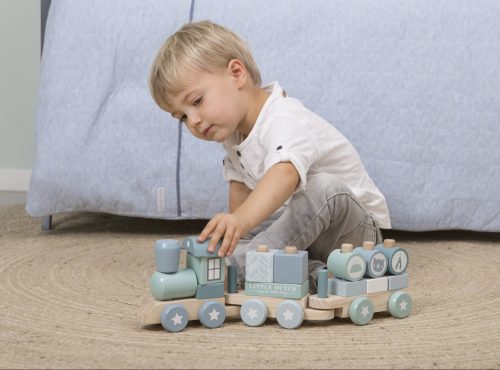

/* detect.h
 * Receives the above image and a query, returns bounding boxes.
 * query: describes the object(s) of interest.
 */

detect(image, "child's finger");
[198,218,217,243]
[208,224,226,253]
[226,232,241,256]
[219,229,234,257]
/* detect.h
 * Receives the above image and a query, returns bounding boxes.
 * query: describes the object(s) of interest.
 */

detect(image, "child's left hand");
[197,213,246,257]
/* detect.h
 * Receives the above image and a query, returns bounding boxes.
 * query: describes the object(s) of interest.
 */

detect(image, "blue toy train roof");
[181,236,222,258]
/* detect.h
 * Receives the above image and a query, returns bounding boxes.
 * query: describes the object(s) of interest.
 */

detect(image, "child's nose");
[187,114,202,127]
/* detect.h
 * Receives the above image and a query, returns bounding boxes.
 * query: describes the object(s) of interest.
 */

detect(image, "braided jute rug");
[1,205,499,369]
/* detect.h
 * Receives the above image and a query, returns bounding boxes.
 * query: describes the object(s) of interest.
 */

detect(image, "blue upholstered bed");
[27,0,500,232]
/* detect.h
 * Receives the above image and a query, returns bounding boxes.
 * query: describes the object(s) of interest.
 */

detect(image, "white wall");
[0,0,40,190]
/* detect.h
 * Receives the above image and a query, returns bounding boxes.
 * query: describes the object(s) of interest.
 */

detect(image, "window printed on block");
[207,258,221,281]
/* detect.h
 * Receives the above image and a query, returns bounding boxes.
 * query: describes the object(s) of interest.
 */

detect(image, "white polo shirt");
[222,82,391,229]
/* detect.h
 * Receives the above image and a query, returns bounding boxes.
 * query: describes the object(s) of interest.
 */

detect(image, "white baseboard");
[0,169,32,191]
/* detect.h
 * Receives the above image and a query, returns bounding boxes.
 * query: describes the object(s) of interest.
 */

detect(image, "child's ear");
[227,59,247,87]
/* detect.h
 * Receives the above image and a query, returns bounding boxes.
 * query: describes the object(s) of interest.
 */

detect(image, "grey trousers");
[226,173,383,293]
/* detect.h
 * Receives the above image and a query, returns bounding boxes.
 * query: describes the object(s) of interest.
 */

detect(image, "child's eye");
[193,96,202,106]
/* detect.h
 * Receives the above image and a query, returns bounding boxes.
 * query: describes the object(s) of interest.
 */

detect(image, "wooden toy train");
[137,237,412,331]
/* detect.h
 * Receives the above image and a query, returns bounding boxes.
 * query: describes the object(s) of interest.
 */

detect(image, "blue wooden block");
[353,245,388,278]
[154,239,181,274]
[227,264,238,293]
[198,300,226,329]
[273,246,308,284]
[374,239,409,275]
[328,277,367,297]
[388,272,409,290]
[195,283,225,299]
[317,269,329,298]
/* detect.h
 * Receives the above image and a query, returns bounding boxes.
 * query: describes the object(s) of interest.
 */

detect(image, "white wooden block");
[366,277,388,293]
[246,249,278,283]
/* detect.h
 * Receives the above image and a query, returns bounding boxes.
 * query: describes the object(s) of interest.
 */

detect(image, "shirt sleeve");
[222,154,246,183]
[261,117,320,191]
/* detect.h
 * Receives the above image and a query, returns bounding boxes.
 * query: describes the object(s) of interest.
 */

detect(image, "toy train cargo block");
[365,276,389,294]
[374,239,409,275]
[327,243,366,282]
[273,246,308,284]
[195,282,225,299]
[182,236,225,285]
[388,272,409,290]
[329,277,367,297]
[245,280,309,299]
[354,241,388,278]
[246,245,278,283]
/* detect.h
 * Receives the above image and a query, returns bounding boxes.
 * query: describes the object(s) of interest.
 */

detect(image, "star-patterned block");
[198,300,226,328]
[276,300,304,329]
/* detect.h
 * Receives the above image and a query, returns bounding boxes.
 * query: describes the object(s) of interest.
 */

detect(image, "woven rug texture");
[1,205,499,369]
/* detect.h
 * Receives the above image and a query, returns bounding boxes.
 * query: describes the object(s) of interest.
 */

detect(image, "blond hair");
[149,20,262,111]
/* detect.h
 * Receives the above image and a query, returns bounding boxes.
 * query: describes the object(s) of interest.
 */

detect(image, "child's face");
[165,66,247,143]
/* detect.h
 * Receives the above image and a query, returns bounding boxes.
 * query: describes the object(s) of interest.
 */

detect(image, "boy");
[149,21,391,292]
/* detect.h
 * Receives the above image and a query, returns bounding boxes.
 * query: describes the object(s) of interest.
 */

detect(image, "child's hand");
[197,213,245,257]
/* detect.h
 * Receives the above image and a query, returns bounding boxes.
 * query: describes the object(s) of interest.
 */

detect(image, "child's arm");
[198,162,300,257]
[229,180,252,213]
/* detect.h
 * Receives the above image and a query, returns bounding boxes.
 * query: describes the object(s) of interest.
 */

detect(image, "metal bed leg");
[41,215,52,231]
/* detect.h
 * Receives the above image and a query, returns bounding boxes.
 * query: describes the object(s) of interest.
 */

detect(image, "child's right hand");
[197,213,246,258]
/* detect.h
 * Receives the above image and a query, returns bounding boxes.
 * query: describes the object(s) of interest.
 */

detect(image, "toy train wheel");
[388,291,412,318]
[241,299,268,327]
[276,300,304,329]
[160,304,189,332]
[349,296,374,325]
[198,301,226,329]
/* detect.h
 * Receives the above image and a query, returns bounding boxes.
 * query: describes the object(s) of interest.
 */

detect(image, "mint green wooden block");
[195,283,224,299]
[245,280,309,299]
[327,249,366,282]
[150,269,197,301]
[328,277,367,297]
[388,273,409,290]
[186,253,225,285]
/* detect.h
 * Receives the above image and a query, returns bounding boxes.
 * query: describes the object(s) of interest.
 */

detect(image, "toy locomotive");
[137,237,412,332]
